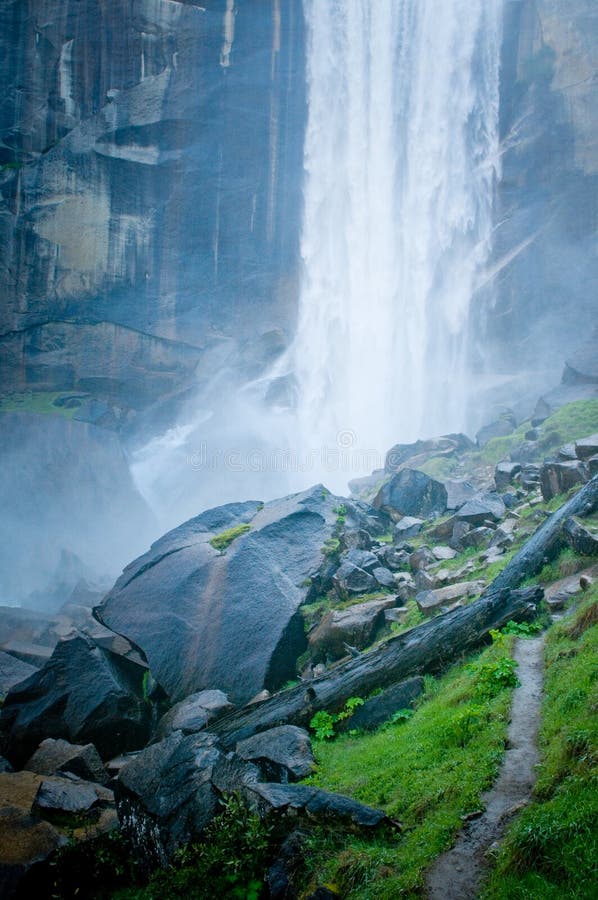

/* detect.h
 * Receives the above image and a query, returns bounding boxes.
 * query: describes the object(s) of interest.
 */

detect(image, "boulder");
[575,433,598,461]
[235,726,315,783]
[308,598,397,662]
[342,529,372,551]
[335,677,425,733]
[341,549,379,573]
[494,461,521,491]
[476,413,516,448]
[35,774,113,815]
[154,690,234,741]
[372,567,395,589]
[0,806,66,898]
[460,527,494,550]
[444,480,477,511]
[0,652,38,700]
[409,547,437,572]
[557,443,578,461]
[373,469,447,520]
[97,486,353,704]
[455,493,506,525]
[0,642,52,669]
[587,455,598,477]
[520,464,541,491]
[562,517,598,556]
[540,460,589,501]
[0,634,151,767]
[25,738,108,785]
[393,517,424,539]
[416,581,485,613]
[379,545,410,571]
[431,546,457,561]
[333,562,376,597]
[384,435,473,474]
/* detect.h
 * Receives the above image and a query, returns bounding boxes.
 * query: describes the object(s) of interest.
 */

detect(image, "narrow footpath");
[425,634,545,899]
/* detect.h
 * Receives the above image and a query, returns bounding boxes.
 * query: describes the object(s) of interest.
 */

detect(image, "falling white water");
[292,0,503,482]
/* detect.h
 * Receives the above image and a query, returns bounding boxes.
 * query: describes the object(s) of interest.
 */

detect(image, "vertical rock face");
[0,0,306,409]
[478,0,598,393]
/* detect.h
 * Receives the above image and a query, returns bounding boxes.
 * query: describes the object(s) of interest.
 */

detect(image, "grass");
[295,637,519,897]
[0,390,85,419]
[481,589,598,899]
[536,546,596,584]
[208,523,251,551]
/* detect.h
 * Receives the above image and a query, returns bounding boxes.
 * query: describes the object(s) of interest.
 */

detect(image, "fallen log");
[213,476,598,748]
[491,473,598,592]
[212,585,541,748]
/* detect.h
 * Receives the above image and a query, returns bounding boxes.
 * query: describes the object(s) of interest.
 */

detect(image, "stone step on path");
[425,634,545,899]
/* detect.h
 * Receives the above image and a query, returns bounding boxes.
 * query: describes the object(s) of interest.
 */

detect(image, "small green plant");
[209,523,251,551]
[469,656,519,699]
[390,708,414,725]
[310,697,365,740]
[321,537,340,558]
[501,619,544,637]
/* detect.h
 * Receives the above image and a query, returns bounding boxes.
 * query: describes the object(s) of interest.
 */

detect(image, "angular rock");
[374,469,447,520]
[379,546,411,571]
[476,413,516,448]
[308,598,397,662]
[495,461,521,491]
[0,634,151,767]
[373,567,395,589]
[558,443,578,461]
[449,520,471,550]
[341,549,379,573]
[393,517,424,539]
[35,775,112,814]
[587,455,598,477]
[97,487,353,704]
[444,480,477,511]
[236,726,315,783]
[384,607,410,625]
[456,493,506,525]
[267,829,308,900]
[333,562,376,598]
[520,464,542,491]
[0,651,38,699]
[384,435,473,474]
[575,433,598,461]
[154,690,234,742]
[460,527,494,550]
[414,570,437,592]
[562,517,598,556]
[431,546,457,561]
[342,529,372,551]
[246,782,398,832]
[335,677,425,733]
[0,642,52,669]
[416,581,485,613]
[540,460,589,501]
[409,547,437,572]
[25,739,108,785]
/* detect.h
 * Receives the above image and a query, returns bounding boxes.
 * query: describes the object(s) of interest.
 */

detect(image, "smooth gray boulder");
[154,690,234,741]
[97,486,352,705]
[374,469,447,520]
[393,516,424,539]
[455,493,506,525]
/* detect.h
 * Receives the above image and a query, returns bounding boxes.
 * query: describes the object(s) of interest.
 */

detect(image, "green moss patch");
[208,523,251,551]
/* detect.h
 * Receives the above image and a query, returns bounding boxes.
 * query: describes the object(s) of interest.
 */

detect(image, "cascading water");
[291,0,503,486]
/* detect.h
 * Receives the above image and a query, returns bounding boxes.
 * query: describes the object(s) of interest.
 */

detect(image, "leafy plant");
[310,697,365,740]
[209,523,251,551]
[469,655,519,700]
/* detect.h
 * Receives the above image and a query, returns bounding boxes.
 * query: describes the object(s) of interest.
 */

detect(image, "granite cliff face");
[0,0,305,416]
[479,0,598,391]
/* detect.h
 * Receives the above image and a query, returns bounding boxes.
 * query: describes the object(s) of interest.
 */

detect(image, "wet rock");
[236,726,315,783]
[384,607,410,625]
[587,455,598,477]
[393,517,424,539]
[558,443,578,461]
[414,570,437,592]
[333,562,376,597]
[267,828,308,900]
[495,461,521,491]
[380,545,411,571]
[431,546,457,561]
[154,690,234,741]
[460,527,494,550]
[335,677,425,733]
[341,549,379,573]
[0,651,38,700]
[384,435,473,474]
[455,493,506,525]
[562,517,598,556]
[35,775,113,814]
[444,480,477,511]
[374,469,447,520]
[416,581,485,613]
[449,520,472,550]
[342,529,372,551]
[409,547,437,572]
[429,516,458,541]
[308,597,397,662]
[0,642,52,669]
[575,433,598,461]
[373,567,395,589]
[0,807,66,898]
[0,634,151,767]
[25,738,108,785]
[98,487,354,704]
[520,464,542,491]
[540,460,589,501]
[476,413,516,447]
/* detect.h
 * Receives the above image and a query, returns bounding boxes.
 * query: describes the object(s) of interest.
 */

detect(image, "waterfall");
[292,0,503,486]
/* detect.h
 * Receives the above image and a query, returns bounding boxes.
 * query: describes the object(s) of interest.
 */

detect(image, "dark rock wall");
[0,0,306,414]
[477,0,598,386]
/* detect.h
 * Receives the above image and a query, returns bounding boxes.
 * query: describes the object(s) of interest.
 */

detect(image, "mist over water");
[290,0,503,489]
[133,0,504,519]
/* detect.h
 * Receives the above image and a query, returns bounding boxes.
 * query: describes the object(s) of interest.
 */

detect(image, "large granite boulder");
[308,597,397,662]
[97,486,354,705]
[373,469,447,520]
[540,460,589,501]
[0,634,151,767]
[235,726,315,783]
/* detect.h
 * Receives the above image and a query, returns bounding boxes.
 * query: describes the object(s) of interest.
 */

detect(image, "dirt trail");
[425,635,545,899]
